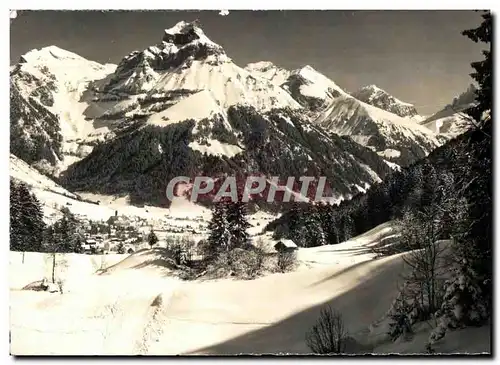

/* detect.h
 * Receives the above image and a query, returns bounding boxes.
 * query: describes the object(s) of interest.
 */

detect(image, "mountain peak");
[162,20,216,48]
[364,84,383,92]
[244,61,290,85]
[352,84,418,118]
[19,45,85,64]
[103,21,228,94]
[245,61,279,71]
[296,64,318,75]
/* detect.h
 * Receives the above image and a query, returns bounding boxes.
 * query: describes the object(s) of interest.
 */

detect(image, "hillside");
[314,95,442,166]
[267,119,492,253]
[9,223,490,355]
[62,105,393,208]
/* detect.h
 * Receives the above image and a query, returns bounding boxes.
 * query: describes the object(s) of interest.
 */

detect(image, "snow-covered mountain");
[11,20,443,208]
[244,61,290,86]
[62,104,393,207]
[281,65,349,111]
[97,21,300,118]
[421,84,477,137]
[314,95,442,166]
[244,63,348,112]
[351,84,420,118]
[10,46,117,174]
[10,22,304,176]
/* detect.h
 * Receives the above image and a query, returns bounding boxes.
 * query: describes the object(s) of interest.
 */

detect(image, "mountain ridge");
[351,84,420,118]
[10,20,446,209]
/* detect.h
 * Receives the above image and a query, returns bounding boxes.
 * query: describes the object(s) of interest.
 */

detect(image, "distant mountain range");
[10,20,474,208]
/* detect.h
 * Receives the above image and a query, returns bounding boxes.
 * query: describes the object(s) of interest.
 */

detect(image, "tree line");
[10,179,84,254]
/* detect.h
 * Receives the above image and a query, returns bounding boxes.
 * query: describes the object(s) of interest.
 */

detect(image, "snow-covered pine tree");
[52,208,81,253]
[207,202,231,258]
[430,194,490,343]
[226,201,251,249]
[430,12,492,346]
[340,213,354,243]
[10,180,45,252]
[461,11,491,126]
[303,204,326,247]
[286,202,308,246]
[10,180,22,251]
[318,204,340,245]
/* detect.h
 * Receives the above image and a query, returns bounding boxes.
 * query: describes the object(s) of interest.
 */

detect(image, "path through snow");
[9,222,490,355]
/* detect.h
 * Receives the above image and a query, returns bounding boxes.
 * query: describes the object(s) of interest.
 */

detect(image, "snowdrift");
[9,222,490,355]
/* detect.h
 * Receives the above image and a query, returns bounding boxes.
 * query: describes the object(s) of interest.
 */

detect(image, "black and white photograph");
[8,9,492,356]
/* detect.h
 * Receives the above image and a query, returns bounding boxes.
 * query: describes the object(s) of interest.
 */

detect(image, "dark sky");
[10,10,484,115]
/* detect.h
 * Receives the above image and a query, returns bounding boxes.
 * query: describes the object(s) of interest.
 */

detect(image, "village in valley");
[57,209,210,255]
[43,198,280,257]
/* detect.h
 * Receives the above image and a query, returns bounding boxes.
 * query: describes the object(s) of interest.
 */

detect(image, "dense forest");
[62,105,392,209]
[266,122,491,247]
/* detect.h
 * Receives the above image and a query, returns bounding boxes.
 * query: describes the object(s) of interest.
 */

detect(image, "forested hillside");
[267,11,492,347]
[61,105,392,208]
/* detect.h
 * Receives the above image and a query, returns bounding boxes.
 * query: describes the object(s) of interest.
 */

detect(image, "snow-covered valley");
[9,222,490,355]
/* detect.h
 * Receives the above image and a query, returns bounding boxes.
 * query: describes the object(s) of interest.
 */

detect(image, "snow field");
[10,221,489,355]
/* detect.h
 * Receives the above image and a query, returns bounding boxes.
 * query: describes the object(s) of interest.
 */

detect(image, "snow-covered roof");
[275,239,298,249]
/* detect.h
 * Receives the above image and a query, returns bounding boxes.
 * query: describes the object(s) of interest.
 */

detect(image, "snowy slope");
[281,65,348,111]
[244,61,291,86]
[314,95,442,166]
[10,154,76,199]
[8,161,211,235]
[351,84,419,118]
[10,222,490,355]
[422,113,472,137]
[149,59,300,112]
[10,153,210,231]
[145,89,227,127]
[245,62,348,112]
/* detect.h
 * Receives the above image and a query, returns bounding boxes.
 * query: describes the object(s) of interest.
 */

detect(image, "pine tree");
[10,180,22,251]
[287,203,307,246]
[50,208,81,253]
[207,202,231,257]
[303,204,326,247]
[226,202,251,249]
[117,242,125,254]
[429,14,492,342]
[10,180,45,252]
[461,11,492,126]
[148,230,159,249]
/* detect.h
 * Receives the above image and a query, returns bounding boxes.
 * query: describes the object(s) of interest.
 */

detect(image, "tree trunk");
[22,251,25,264]
[51,253,56,283]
